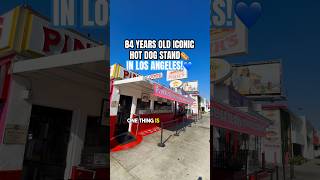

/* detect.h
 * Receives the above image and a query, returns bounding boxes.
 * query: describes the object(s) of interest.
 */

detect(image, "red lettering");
[61,35,70,53]
[227,34,238,47]
[73,39,85,50]
[42,27,61,52]
[123,70,129,78]
[215,40,226,53]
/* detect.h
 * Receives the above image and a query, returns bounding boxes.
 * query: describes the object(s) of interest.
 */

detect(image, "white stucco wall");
[301,116,315,159]
[0,73,104,179]
[261,109,282,165]
[0,76,32,170]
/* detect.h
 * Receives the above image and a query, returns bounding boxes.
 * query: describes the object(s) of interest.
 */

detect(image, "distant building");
[200,97,209,113]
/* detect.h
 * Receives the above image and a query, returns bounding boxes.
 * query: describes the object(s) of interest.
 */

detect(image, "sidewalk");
[293,158,320,180]
[110,113,210,180]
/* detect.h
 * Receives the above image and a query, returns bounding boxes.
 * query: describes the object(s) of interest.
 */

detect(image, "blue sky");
[228,0,320,129]
[110,0,211,100]
[0,0,210,100]
[0,0,107,43]
[2,0,319,128]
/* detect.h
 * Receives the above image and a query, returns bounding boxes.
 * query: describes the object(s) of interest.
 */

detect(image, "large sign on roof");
[211,16,248,57]
[227,60,282,97]
[211,58,232,84]
[166,68,188,81]
[0,7,19,54]
[182,81,198,93]
[0,6,100,58]
[21,8,99,57]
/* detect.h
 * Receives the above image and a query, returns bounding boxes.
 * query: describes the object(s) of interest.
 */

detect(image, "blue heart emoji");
[235,2,262,28]
[183,61,192,70]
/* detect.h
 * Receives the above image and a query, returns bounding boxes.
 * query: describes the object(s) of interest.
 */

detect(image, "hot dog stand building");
[110,64,194,150]
[212,85,272,179]
[0,6,108,180]
[211,59,275,179]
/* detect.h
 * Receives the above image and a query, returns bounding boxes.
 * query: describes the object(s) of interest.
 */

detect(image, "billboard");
[182,81,198,92]
[190,94,199,115]
[145,72,163,80]
[211,16,248,57]
[261,109,282,164]
[211,58,232,84]
[166,68,188,81]
[228,61,282,96]
[169,80,183,88]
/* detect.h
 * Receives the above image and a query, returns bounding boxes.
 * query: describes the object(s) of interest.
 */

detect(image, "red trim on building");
[1,62,11,100]
[212,100,269,137]
[71,167,95,180]
[0,170,22,180]
[110,116,117,140]
[0,54,15,143]
[110,78,114,102]
[131,113,187,136]
[111,134,143,152]
[153,83,194,105]
[261,103,288,110]
[131,113,173,134]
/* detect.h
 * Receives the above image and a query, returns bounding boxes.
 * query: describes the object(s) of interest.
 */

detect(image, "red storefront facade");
[110,66,194,151]
[0,6,107,180]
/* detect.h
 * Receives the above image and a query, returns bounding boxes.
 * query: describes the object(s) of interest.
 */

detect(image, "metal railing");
[158,115,189,147]
[242,166,279,180]
[212,150,249,169]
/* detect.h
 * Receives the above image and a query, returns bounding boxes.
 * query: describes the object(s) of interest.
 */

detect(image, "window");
[136,98,150,113]
[81,116,107,166]
[154,101,172,111]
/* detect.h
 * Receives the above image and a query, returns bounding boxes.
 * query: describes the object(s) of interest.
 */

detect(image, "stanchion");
[174,118,179,136]
[157,116,188,147]
[157,122,165,147]
[276,165,279,180]
[262,152,266,169]
[182,116,186,132]
[290,162,294,180]
[188,114,192,127]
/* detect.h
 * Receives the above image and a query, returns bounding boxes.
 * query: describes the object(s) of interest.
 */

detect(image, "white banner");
[166,68,188,81]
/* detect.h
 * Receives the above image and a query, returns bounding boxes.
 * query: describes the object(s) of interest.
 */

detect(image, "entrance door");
[116,95,132,136]
[22,105,72,180]
[110,95,138,147]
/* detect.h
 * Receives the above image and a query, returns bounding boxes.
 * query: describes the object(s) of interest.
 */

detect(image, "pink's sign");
[153,84,194,105]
